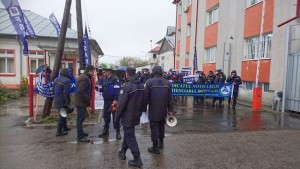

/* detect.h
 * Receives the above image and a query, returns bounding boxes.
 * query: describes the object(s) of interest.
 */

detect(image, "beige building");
[0,8,103,89]
[173,0,300,108]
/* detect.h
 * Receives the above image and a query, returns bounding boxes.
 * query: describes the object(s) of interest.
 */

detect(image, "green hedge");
[0,77,28,105]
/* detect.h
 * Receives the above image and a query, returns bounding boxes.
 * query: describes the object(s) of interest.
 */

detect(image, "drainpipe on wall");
[16,36,23,79]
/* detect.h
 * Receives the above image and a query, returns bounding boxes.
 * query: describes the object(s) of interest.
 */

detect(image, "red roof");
[148,46,161,53]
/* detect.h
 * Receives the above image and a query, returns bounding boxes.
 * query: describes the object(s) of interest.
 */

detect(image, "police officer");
[115,67,144,168]
[98,68,122,140]
[143,66,173,154]
[226,70,242,109]
[194,70,206,105]
[140,68,151,84]
[212,69,226,107]
[53,68,71,136]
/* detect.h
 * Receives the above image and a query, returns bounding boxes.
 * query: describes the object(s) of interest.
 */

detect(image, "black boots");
[158,140,164,149]
[148,146,160,154]
[98,128,109,138]
[118,150,126,160]
[56,131,68,137]
[128,156,143,168]
[116,129,122,140]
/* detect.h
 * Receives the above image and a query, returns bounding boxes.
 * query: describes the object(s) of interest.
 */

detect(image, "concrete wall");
[159,50,174,72]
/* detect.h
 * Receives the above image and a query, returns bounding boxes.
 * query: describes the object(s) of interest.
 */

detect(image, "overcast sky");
[0,0,175,63]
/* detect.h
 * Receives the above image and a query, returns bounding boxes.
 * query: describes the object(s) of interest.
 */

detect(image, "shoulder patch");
[120,90,124,95]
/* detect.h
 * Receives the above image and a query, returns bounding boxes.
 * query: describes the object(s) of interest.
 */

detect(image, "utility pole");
[42,0,73,118]
[76,0,84,74]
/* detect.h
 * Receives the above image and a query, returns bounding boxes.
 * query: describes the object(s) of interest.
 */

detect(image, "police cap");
[126,67,136,75]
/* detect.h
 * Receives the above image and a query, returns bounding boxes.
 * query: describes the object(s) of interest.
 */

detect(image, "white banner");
[95,90,104,110]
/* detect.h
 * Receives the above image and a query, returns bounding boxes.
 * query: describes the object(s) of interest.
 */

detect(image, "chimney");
[67,13,72,29]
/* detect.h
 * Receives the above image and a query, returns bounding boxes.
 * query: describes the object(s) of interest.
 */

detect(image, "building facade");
[173,0,300,105]
[0,9,103,89]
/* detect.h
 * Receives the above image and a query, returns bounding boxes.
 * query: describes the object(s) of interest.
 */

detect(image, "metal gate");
[284,24,300,112]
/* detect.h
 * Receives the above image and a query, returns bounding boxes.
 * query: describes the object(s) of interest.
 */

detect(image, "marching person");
[53,68,71,136]
[140,68,151,84]
[115,67,144,168]
[98,68,122,140]
[74,65,95,142]
[206,70,215,84]
[143,66,173,154]
[212,69,226,107]
[226,70,242,109]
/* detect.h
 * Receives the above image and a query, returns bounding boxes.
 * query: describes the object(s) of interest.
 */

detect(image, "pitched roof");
[165,35,175,48]
[148,46,161,53]
[166,26,175,36]
[0,8,104,55]
[0,8,77,39]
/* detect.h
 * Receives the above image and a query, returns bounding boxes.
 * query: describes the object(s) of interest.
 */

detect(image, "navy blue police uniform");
[213,70,226,107]
[115,69,144,167]
[226,70,242,108]
[99,72,121,131]
[143,66,173,154]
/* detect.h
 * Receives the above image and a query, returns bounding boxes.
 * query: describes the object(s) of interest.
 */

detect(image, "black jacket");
[195,74,206,84]
[214,73,226,84]
[53,69,71,109]
[115,75,145,127]
[143,74,173,122]
[226,75,242,94]
[140,73,151,84]
[207,74,215,84]
[74,73,92,107]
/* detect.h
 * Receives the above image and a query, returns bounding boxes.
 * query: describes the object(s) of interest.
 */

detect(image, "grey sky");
[1,0,176,64]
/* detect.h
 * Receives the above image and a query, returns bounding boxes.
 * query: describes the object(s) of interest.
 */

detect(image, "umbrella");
[36,64,45,74]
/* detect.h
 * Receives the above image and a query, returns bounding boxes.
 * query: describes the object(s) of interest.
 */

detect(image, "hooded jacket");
[115,75,145,127]
[143,66,173,121]
[53,68,71,109]
[74,72,92,107]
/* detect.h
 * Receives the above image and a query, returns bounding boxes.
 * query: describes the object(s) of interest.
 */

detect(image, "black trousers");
[213,97,223,105]
[76,106,86,139]
[150,120,165,147]
[122,127,140,157]
[57,109,67,132]
[228,94,238,107]
[103,100,120,129]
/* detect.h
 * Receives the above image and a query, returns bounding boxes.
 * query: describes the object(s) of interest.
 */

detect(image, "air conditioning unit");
[183,6,189,13]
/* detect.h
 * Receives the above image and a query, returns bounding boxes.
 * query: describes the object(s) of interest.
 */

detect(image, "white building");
[0,8,103,89]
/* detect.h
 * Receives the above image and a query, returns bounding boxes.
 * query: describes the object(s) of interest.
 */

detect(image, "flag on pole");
[23,12,36,38]
[1,0,32,55]
[49,13,61,37]
[193,46,198,72]
[80,25,91,69]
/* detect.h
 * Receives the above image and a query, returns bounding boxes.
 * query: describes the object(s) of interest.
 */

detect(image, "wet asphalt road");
[1,97,300,169]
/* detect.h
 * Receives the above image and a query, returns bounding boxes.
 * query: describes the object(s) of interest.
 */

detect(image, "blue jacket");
[53,70,71,109]
[99,75,120,101]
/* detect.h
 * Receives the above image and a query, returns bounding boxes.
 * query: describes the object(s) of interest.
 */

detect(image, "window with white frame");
[247,0,263,7]
[243,81,270,93]
[207,6,219,25]
[178,2,182,15]
[0,49,15,74]
[186,24,191,36]
[187,0,192,6]
[205,46,216,63]
[29,51,44,74]
[245,33,272,60]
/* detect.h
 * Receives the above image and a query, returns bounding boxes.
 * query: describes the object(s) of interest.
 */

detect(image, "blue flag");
[79,25,91,69]
[23,12,36,38]
[193,46,198,72]
[69,72,76,94]
[1,0,29,55]
[49,13,61,37]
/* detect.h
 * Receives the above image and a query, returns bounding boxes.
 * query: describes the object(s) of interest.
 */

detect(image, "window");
[29,50,44,74]
[207,7,219,25]
[186,24,191,36]
[205,46,216,63]
[243,81,270,93]
[0,49,15,74]
[178,3,182,15]
[245,34,272,60]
